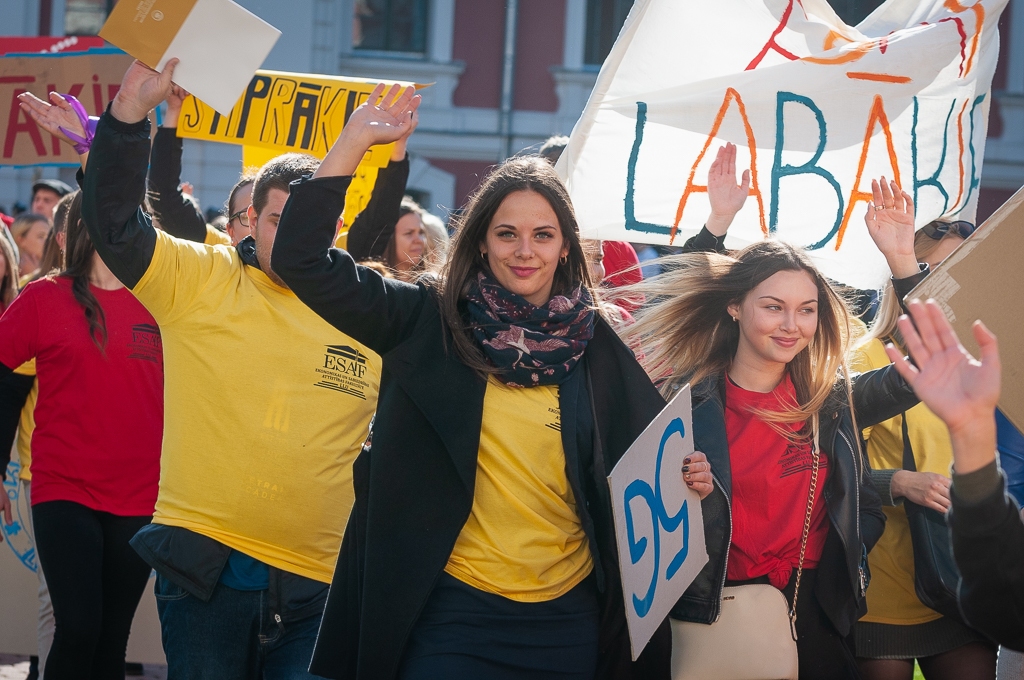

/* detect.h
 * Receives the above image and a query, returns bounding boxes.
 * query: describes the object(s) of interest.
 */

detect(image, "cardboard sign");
[608,384,708,659]
[0,50,134,167]
[908,186,1024,433]
[99,0,280,115]
[557,0,1007,289]
[1,462,165,663]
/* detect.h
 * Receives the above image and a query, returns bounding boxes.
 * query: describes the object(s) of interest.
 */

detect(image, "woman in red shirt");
[0,191,163,680]
[622,159,927,678]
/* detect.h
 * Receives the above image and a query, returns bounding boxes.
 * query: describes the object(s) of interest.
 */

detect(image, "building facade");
[2,0,1023,225]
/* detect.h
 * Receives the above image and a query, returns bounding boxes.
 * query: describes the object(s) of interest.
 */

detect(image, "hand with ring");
[682,451,714,500]
[864,175,919,279]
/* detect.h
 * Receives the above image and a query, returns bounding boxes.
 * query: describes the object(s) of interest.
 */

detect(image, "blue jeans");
[155,573,326,680]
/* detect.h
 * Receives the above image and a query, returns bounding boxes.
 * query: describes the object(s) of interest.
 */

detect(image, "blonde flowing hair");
[622,240,853,440]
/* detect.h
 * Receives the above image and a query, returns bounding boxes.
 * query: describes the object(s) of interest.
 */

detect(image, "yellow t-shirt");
[445,377,593,602]
[132,230,381,582]
[204,224,232,246]
[13,360,36,481]
[854,338,950,625]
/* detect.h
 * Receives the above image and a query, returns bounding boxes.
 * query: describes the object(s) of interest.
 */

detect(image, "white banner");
[557,0,1007,288]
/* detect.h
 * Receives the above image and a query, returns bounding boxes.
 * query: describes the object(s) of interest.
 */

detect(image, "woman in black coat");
[271,84,713,680]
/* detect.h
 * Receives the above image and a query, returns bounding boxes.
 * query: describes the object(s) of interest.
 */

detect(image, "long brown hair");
[59,191,107,350]
[0,237,18,310]
[622,240,853,439]
[436,156,594,374]
[33,190,77,279]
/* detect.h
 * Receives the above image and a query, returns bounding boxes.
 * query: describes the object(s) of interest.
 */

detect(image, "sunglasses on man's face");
[921,220,975,240]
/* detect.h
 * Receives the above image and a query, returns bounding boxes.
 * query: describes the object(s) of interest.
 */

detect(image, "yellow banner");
[178,70,425,167]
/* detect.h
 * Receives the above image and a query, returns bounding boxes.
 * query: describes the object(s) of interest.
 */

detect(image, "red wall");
[512,0,565,112]
[451,0,506,108]
[987,3,1012,138]
[426,158,498,210]
[977,187,1016,224]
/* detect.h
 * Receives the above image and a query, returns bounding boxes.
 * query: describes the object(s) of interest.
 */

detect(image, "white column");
[429,0,456,63]
[338,0,355,56]
[563,0,586,69]
[49,0,66,36]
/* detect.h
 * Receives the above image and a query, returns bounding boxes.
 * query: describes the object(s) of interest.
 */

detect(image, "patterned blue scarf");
[465,272,595,387]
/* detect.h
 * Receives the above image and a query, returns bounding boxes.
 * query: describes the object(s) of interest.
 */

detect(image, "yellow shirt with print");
[132,230,381,583]
[854,338,949,625]
[445,377,593,602]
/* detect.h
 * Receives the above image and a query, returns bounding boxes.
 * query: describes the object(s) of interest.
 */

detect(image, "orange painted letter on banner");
[671,88,766,244]
[836,95,902,250]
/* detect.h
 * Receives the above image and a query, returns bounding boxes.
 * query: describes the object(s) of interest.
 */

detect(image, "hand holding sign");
[608,384,709,659]
[111,59,179,125]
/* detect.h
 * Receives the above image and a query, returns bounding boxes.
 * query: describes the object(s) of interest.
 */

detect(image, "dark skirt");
[398,572,600,680]
[854,616,990,659]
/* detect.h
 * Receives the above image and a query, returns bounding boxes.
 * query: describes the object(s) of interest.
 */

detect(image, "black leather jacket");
[670,365,919,636]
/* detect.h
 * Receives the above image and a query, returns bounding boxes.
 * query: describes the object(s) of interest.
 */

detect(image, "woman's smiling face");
[481,190,568,307]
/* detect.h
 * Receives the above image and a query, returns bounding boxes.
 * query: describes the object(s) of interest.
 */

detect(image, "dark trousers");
[32,501,152,680]
[399,572,600,680]
[728,568,861,680]
[154,574,327,680]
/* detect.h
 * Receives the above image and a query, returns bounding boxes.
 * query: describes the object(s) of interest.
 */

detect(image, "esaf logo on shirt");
[128,323,162,363]
[315,345,371,399]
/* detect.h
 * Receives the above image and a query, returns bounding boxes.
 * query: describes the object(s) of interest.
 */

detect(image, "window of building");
[353,0,429,54]
[827,0,886,25]
[64,0,115,36]
[584,0,634,66]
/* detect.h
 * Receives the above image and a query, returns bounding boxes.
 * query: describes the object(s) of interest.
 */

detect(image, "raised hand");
[111,59,179,124]
[347,83,421,148]
[706,143,750,237]
[885,300,1000,472]
[865,177,919,278]
[17,91,86,149]
[315,83,421,179]
[161,84,189,128]
[391,105,419,162]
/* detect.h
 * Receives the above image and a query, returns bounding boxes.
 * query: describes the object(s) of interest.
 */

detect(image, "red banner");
[0,36,106,57]
[0,51,133,166]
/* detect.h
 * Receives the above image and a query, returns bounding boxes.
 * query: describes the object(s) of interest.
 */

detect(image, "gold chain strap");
[788,418,821,642]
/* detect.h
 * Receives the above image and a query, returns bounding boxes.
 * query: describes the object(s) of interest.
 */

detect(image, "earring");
[560,255,568,265]
[732,316,738,322]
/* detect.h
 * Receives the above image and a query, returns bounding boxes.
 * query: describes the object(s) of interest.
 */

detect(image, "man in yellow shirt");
[79,61,387,678]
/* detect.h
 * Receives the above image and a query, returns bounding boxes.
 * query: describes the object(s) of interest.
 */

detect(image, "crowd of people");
[0,57,1021,680]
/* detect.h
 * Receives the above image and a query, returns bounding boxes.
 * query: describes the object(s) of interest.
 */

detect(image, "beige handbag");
[670,424,821,680]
